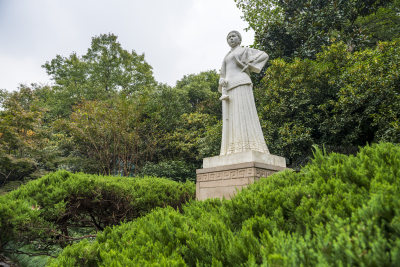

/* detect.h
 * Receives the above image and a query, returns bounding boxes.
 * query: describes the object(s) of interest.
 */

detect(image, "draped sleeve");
[240,47,269,74]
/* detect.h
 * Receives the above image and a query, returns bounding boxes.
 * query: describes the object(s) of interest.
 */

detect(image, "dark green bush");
[0,171,195,259]
[0,154,37,183]
[138,160,197,182]
[257,39,400,168]
[50,143,400,266]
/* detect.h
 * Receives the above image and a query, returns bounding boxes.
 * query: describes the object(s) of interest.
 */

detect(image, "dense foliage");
[257,38,400,166]
[138,160,197,182]
[235,0,400,60]
[0,86,53,185]
[49,143,400,266]
[0,34,220,184]
[0,171,195,259]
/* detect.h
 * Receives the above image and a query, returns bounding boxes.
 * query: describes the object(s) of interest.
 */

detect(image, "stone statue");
[196,31,285,200]
[196,31,286,200]
[218,30,270,156]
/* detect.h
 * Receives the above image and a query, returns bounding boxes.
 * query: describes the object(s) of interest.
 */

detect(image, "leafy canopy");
[235,0,398,60]
[256,38,400,167]
[42,33,155,119]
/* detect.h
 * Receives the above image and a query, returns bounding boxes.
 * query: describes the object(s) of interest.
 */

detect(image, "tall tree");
[59,95,159,176]
[42,33,156,119]
[0,87,46,183]
[175,70,220,116]
[235,0,396,60]
[157,71,221,162]
[82,34,156,95]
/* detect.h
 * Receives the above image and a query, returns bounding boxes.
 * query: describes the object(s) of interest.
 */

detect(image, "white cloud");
[0,53,51,90]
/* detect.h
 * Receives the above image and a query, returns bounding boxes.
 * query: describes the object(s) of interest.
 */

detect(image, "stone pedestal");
[196,151,286,200]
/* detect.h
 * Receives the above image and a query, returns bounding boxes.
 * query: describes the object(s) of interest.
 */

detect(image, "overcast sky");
[0,0,254,91]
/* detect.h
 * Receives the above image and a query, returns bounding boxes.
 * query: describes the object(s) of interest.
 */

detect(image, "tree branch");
[89,213,104,231]
[0,170,12,186]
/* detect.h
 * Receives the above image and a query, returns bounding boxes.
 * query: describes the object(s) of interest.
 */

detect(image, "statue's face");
[227,32,241,48]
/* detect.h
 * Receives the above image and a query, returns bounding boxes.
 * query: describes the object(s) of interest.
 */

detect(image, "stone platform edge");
[202,151,286,169]
[197,161,286,175]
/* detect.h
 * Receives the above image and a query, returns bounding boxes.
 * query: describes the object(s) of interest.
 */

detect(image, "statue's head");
[227,30,242,48]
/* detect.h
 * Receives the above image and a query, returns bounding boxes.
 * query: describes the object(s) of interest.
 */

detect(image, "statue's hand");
[219,78,228,88]
[219,87,229,101]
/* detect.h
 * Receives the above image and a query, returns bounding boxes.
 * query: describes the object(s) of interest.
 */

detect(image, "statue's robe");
[219,46,270,155]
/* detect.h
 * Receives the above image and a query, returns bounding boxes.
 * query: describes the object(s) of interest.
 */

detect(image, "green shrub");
[0,171,195,260]
[50,143,400,266]
[139,160,196,182]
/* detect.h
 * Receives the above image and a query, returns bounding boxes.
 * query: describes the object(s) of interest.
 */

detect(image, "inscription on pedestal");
[196,162,286,200]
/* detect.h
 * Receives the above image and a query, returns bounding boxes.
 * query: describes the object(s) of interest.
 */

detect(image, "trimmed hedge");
[0,171,195,256]
[50,143,400,266]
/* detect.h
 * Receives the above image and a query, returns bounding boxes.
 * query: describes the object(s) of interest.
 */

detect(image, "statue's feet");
[219,94,229,101]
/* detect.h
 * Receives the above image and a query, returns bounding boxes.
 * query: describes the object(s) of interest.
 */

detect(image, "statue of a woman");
[219,30,270,155]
